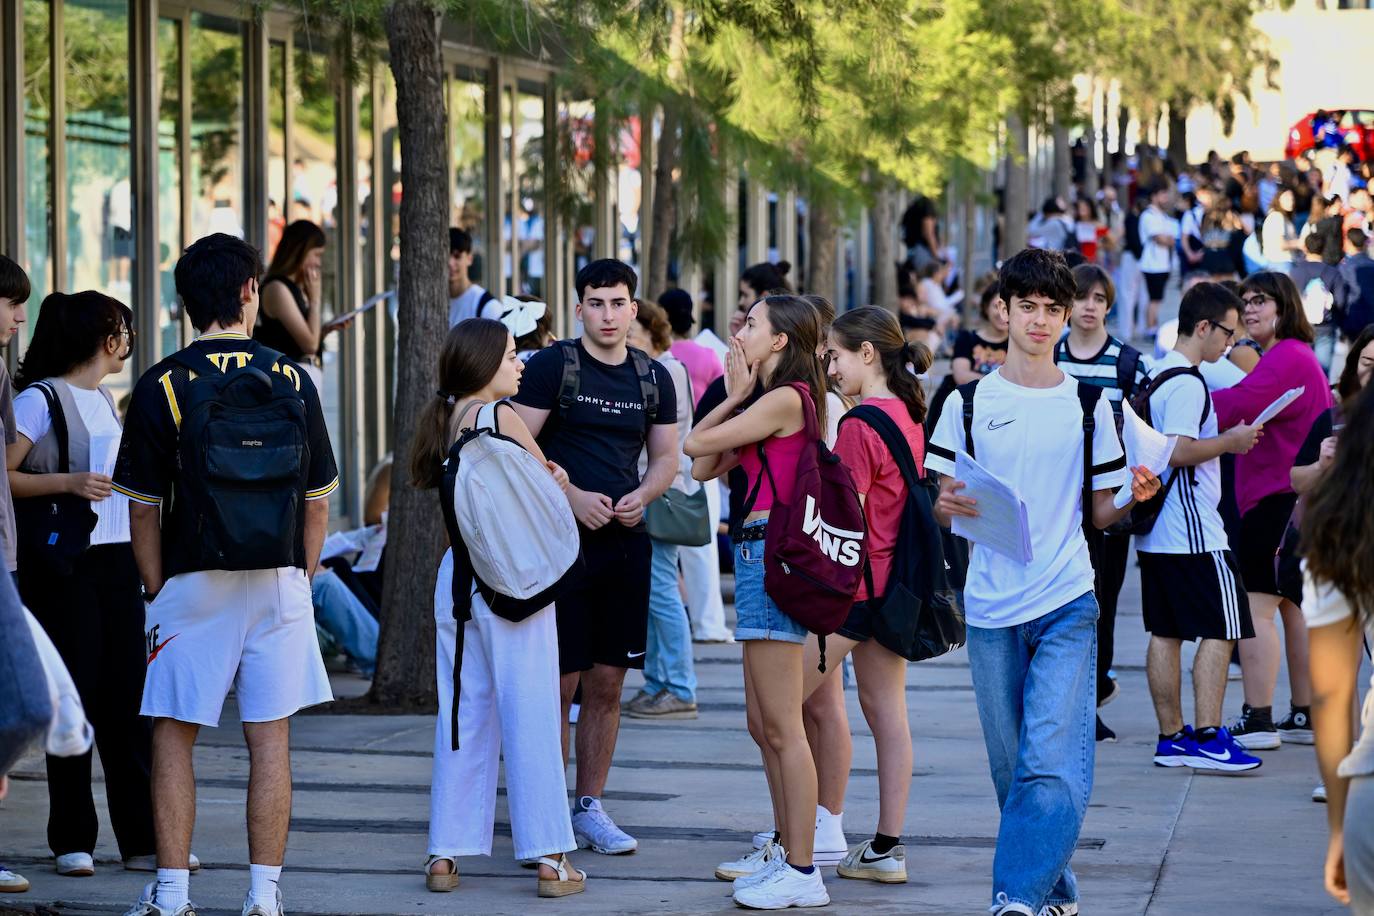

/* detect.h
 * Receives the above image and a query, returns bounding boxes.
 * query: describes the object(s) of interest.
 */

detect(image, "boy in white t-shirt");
[1136,283,1262,772]
[925,248,1158,916]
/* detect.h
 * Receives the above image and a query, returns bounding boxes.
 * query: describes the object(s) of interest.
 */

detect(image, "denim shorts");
[732,520,808,644]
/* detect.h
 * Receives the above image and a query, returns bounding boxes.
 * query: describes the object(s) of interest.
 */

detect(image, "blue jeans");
[643,539,697,702]
[966,591,1098,912]
[312,569,379,675]
[732,521,808,644]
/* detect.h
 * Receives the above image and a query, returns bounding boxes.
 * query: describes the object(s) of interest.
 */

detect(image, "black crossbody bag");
[14,383,98,575]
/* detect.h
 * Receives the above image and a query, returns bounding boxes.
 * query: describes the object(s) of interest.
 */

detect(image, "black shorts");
[1143,271,1169,301]
[836,600,874,642]
[1235,492,1298,596]
[555,525,652,675]
[1139,550,1254,641]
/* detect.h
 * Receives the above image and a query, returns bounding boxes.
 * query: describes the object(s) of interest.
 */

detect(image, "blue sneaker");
[1153,727,1197,767]
[1183,727,1262,772]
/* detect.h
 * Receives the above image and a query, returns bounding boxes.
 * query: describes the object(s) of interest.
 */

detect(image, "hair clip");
[436,389,457,406]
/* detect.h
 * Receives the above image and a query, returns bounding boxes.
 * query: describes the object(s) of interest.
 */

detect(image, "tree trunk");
[1101,89,1113,192]
[1116,104,1130,159]
[370,0,449,709]
[1052,122,1071,200]
[1083,83,1099,200]
[1003,113,1029,256]
[870,185,899,310]
[646,103,679,300]
[1167,101,1189,172]
[807,197,839,306]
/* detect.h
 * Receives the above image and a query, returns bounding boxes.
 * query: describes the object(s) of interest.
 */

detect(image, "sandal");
[425,855,459,892]
[536,854,586,898]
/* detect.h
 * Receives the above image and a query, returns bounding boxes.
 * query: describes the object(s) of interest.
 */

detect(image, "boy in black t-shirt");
[114,234,338,916]
[512,258,679,856]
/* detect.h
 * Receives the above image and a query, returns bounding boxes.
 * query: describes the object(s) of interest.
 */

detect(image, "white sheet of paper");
[1113,400,1179,509]
[88,434,128,546]
[1253,386,1304,426]
[952,451,1033,565]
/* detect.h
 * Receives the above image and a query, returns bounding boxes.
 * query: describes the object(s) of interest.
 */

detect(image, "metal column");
[130,0,161,375]
[0,0,23,268]
[335,59,365,525]
[714,161,739,338]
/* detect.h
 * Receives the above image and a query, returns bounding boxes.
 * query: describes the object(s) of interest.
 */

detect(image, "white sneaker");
[990,893,1035,915]
[124,854,201,873]
[1314,782,1328,803]
[571,798,638,854]
[813,806,847,866]
[1039,903,1079,916]
[123,883,200,916]
[0,867,30,892]
[56,852,95,876]
[716,840,784,882]
[836,839,906,883]
[732,861,829,909]
[752,828,777,850]
[241,888,284,916]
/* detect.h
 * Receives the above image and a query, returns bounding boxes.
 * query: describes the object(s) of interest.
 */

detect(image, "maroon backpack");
[743,383,867,660]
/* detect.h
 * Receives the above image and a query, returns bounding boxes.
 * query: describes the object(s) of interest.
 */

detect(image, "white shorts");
[141,567,333,727]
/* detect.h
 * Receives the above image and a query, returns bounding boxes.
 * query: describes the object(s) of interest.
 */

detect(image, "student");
[114,233,339,916]
[0,256,26,582]
[1136,283,1263,773]
[686,294,830,910]
[6,292,162,877]
[411,318,584,899]
[810,306,931,883]
[1290,232,1354,377]
[1213,271,1333,749]
[447,227,497,326]
[1138,184,1178,336]
[660,288,722,409]
[1053,263,1149,742]
[926,248,1158,916]
[254,220,349,392]
[510,259,679,856]
[731,261,792,335]
[623,300,699,719]
[927,280,1008,436]
[1303,383,1374,910]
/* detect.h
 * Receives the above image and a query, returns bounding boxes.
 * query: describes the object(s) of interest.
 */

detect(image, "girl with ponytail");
[802,306,931,883]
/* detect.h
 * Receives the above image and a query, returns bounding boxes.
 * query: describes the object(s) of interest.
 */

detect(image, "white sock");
[155,868,190,911]
[248,863,282,910]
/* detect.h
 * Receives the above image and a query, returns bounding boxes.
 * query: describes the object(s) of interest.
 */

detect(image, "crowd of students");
[0,198,1371,915]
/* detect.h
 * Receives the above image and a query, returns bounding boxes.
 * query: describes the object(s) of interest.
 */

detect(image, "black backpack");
[169,347,310,571]
[960,377,1112,534]
[843,405,964,661]
[1117,366,1211,536]
[554,338,658,428]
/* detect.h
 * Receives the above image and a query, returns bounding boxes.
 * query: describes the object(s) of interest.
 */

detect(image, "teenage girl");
[410,318,584,899]
[685,295,830,910]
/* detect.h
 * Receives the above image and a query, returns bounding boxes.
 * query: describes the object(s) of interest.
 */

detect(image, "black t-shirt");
[113,334,339,574]
[1294,406,1335,469]
[512,339,678,503]
[951,330,1008,376]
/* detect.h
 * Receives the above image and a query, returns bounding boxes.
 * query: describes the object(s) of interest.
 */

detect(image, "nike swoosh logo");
[626,651,646,659]
[859,851,890,864]
[147,634,179,664]
[1198,747,1233,761]
[987,419,1015,430]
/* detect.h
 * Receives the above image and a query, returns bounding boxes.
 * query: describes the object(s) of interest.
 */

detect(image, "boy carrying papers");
[925,249,1159,916]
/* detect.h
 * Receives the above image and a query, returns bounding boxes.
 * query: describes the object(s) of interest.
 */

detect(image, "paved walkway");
[0,558,1339,915]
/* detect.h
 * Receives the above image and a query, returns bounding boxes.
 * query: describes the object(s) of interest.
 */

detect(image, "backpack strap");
[957,379,981,461]
[556,340,580,421]
[32,382,72,475]
[628,346,659,427]
[1075,381,1105,526]
[439,443,478,752]
[1115,343,1144,400]
[168,346,222,378]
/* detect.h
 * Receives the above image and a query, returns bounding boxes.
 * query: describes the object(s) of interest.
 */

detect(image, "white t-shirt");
[1138,206,1177,274]
[1135,352,1229,555]
[14,384,129,544]
[924,368,1129,628]
[447,284,497,327]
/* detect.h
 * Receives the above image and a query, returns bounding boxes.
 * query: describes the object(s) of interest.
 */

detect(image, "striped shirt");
[1054,334,1149,416]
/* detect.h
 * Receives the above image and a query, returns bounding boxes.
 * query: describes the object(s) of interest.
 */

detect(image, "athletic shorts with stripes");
[1138,549,1254,642]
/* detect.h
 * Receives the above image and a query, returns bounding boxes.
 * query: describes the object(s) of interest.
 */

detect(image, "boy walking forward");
[925,249,1158,916]
[114,234,339,916]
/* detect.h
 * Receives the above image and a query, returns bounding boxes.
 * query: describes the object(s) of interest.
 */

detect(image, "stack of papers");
[89,435,128,546]
[953,451,1032,565]
[1114,400,1178,509]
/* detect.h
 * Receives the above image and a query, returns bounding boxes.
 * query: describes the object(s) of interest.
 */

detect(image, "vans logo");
[240,439,264,447]
[801,495,863,567]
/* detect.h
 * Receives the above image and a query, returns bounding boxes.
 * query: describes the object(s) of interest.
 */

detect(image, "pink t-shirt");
[739,427,809,513]
[833,398,925,602]
[1212,338,1334,516]
[670,340,723,408]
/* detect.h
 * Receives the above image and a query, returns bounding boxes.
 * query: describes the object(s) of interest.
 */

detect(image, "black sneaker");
[1276,708,1314,745]
[1226,704,1280,750]
[1095,715,1116,743]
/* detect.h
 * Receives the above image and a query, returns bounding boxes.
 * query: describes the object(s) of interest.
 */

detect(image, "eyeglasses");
[1241,295,1271,312]
[1212,321,1236,340]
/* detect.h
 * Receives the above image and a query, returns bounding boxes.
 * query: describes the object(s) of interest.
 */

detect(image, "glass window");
[515,83,546,298]
[156,16,182,358]
[188,13,246,243]
[267,41,287,257]
[22,0,52,354]
[558,96,596,290]
[451,71,486,287]
[616,116,643,271]
[63,0,133,301]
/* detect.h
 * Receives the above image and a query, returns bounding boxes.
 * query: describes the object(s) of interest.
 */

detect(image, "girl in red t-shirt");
[811,306,932,883]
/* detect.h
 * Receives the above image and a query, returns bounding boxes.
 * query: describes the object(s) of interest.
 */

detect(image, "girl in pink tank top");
[683,294,832,898]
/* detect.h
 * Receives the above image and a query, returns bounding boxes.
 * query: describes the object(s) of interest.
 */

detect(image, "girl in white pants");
[410,318,584,899]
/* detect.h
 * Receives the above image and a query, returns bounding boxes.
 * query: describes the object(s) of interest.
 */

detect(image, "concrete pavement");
[0,557,1340,915]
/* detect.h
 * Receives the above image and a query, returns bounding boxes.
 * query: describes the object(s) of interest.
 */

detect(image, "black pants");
[1088,530,1132,700]
[19,542,155,858]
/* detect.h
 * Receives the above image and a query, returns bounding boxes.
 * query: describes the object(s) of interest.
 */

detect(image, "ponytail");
[830,307,930,424]
[409,392,457,490]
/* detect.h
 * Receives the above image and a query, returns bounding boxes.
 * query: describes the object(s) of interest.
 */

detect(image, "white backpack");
[440,401,579,616]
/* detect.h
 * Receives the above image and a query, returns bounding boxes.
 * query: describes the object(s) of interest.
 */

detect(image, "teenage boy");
[114,234,339,916]
[926,248,1158,916]
[0,256,27,582]
[1053,264,1149,743]
[447,227,496,327]
[1138,283,1262,773]
[511,258,679,855]
[1138,184,1177,336]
